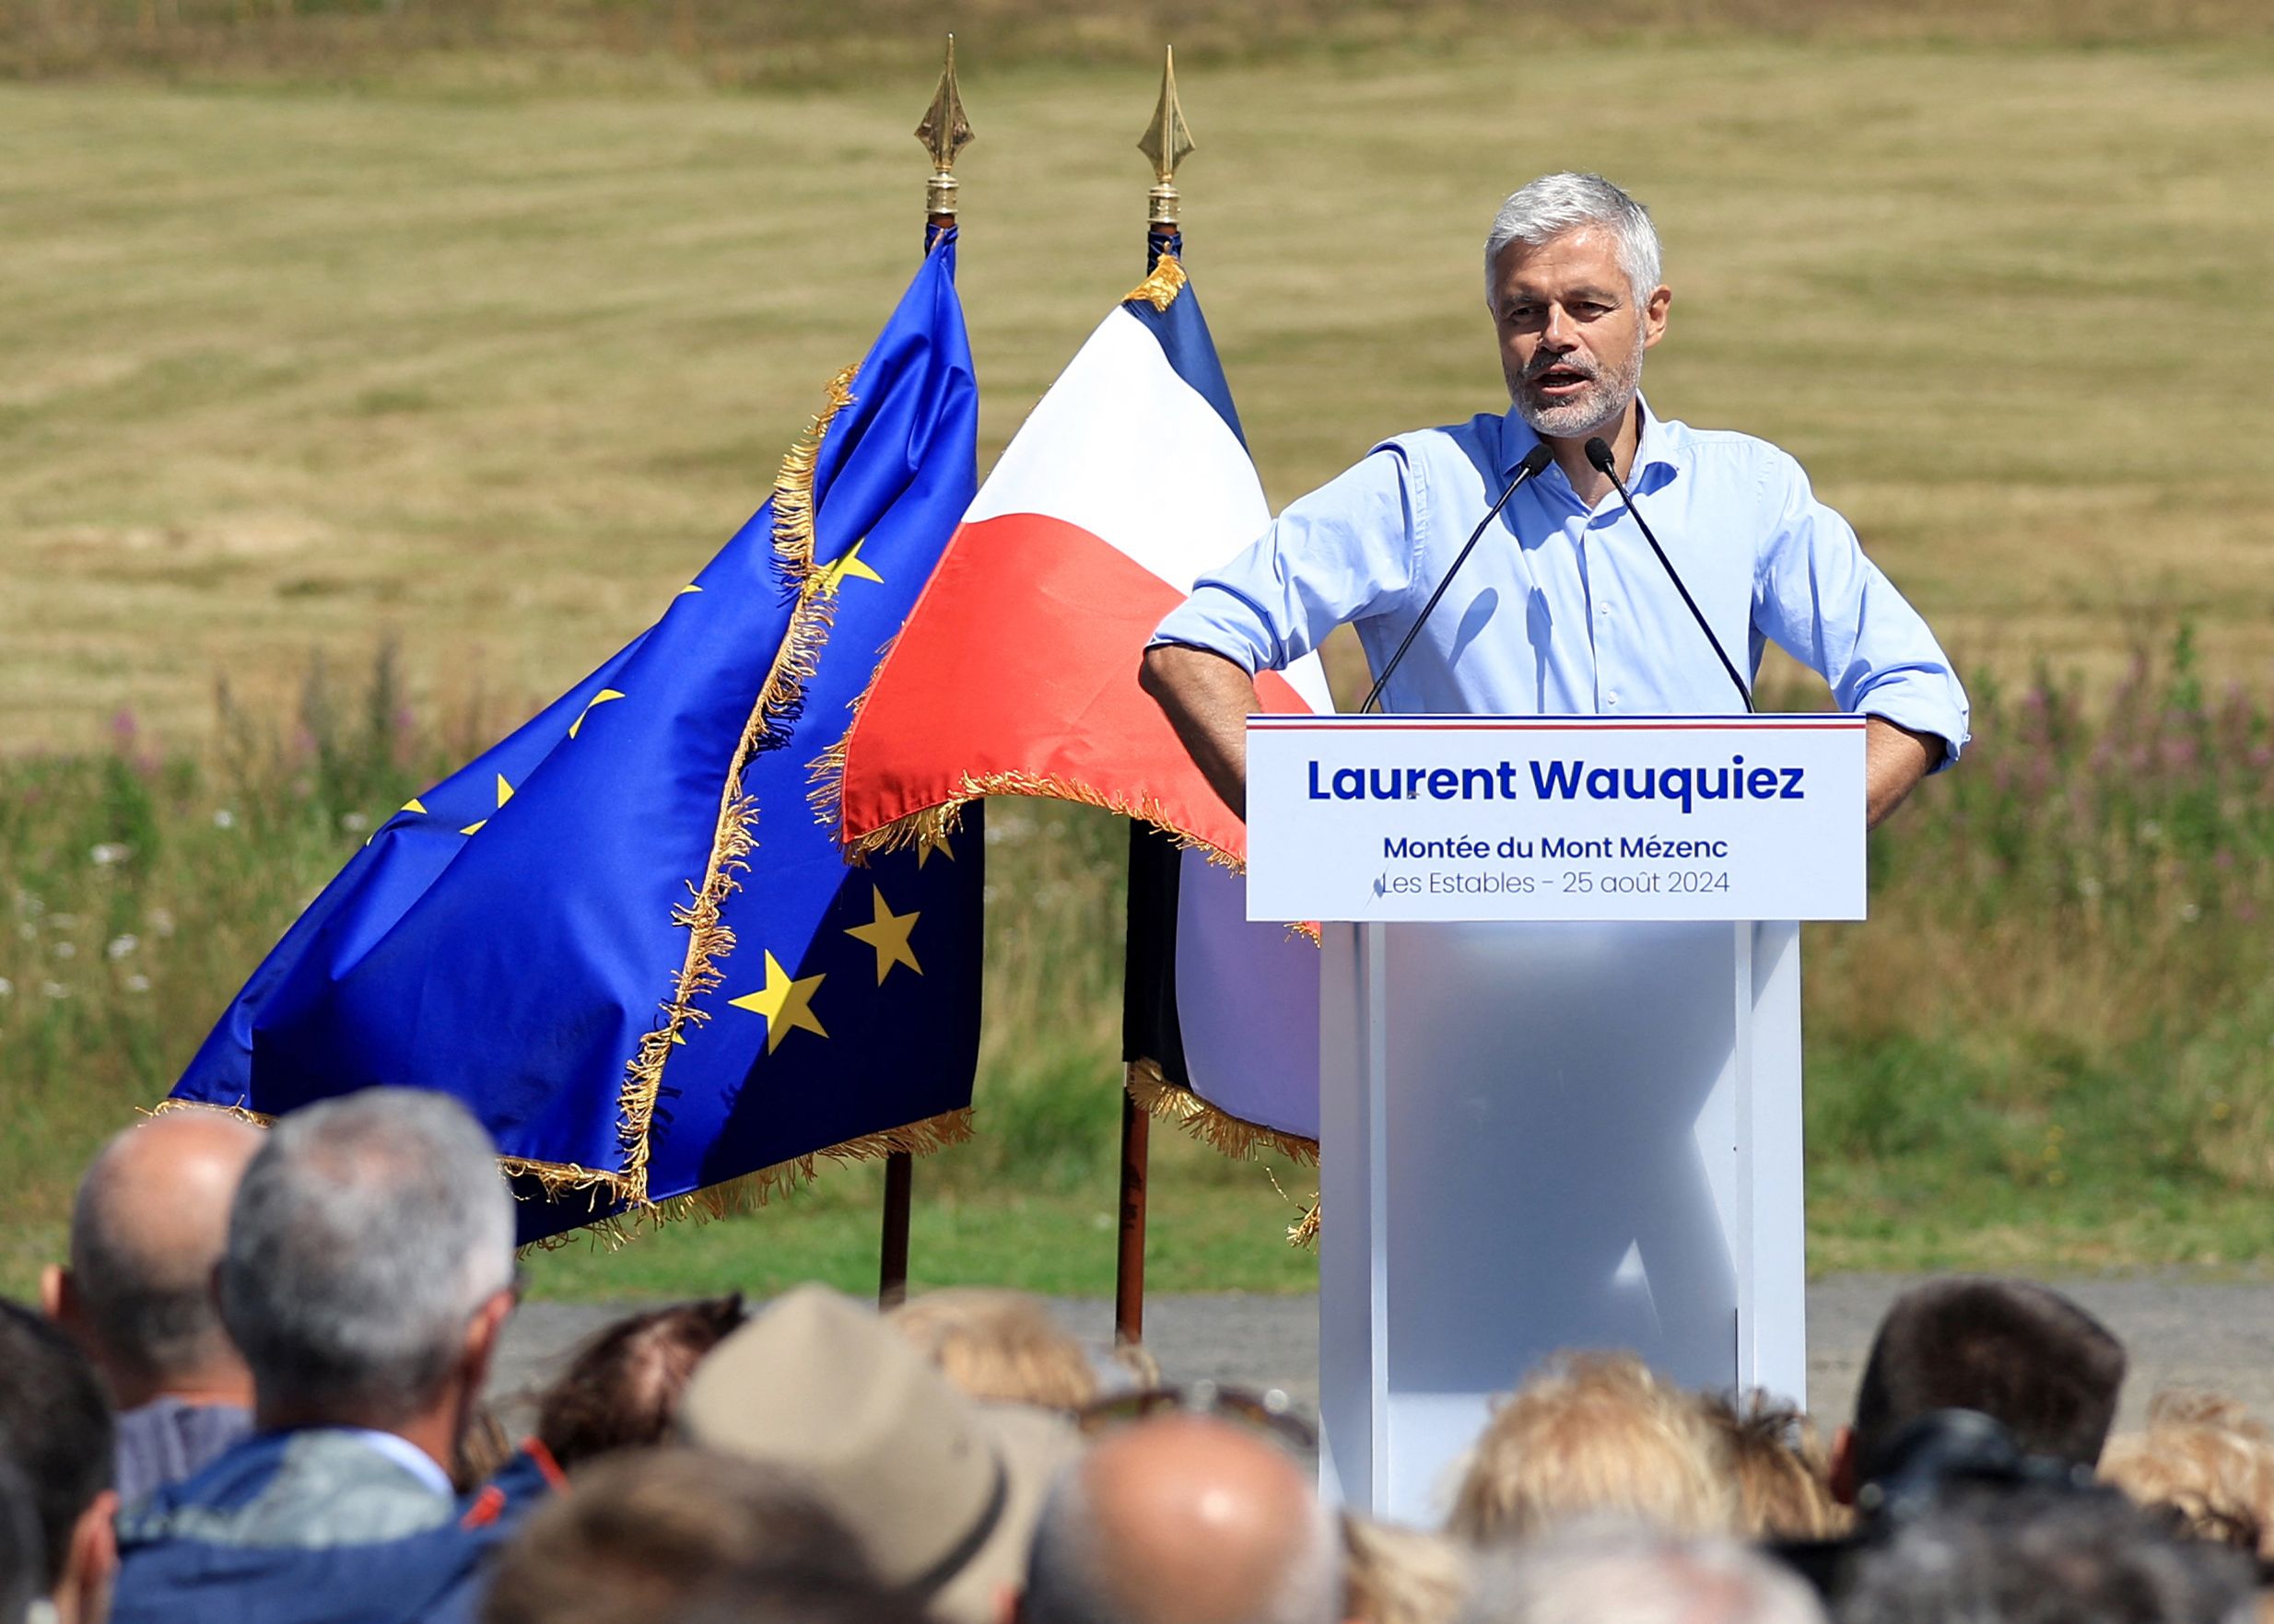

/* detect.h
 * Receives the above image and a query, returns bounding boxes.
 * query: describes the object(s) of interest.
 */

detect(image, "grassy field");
[3,14,2272,1303]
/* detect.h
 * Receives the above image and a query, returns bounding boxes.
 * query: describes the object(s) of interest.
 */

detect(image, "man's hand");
[1138,644,1260,821]
[1865,715,1944,828]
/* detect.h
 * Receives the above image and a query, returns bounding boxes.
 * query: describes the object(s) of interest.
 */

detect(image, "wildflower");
[49,913,77,929]
[52,941,76,961]
[213,809,237,829]
[124,975,151,994]
[88,842,129,867]
[0,977,12,998]
[106,934,138,961]
[147,907,175,937]
[340,811,370,834]
[41,981,68,999]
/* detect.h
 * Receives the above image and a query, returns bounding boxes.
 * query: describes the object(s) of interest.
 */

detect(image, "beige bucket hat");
[677,1284,1082,1624]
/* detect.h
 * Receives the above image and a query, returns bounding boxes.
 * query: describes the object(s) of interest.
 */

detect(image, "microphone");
[1360,443,1553,714]
[1584,436,1754,714]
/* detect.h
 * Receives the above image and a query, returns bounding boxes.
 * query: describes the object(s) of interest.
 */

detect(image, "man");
[1016,1414,1341,1624]
[480,1447,874,1624]
[1829,1277,2127,1505]
[0,1303,118,1624]
[110,1088,554,1624]
[1460,1524,1825,1624]
[676,1285,1082,1624]
[41,1112,264,1505]
[1143,172,1967,828]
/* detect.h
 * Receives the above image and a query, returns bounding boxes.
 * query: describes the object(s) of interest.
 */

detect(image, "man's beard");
[1509,336,1644,440]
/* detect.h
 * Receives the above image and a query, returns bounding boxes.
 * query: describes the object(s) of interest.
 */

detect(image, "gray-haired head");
[218,1087,514,1425]
[1837,1485,2255,1624]
[1483,173,1662,309]
[1022,1414,1340,1624]
[1458,1522,1825,1624]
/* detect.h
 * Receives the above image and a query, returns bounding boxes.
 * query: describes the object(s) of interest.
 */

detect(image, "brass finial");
[1136,45,1194,228]
[916,34,975,222]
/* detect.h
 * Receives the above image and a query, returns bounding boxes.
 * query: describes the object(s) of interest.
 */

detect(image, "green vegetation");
[2,17,2270,1299]
[5,637,2272,1302]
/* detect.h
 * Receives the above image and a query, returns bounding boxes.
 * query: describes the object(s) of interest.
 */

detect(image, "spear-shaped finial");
[1136,45,1194,228]
[916,34,975,224]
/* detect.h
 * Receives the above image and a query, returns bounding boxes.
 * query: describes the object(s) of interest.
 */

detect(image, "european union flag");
[171,234,986,1244]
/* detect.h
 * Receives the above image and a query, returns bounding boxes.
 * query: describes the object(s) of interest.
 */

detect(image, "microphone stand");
[1360,444,1553,714]
[1583,435,1754,714]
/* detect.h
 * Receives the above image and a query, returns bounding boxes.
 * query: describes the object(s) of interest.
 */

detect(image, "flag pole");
[881,36,976,1312]
[1115,47,1194,1347]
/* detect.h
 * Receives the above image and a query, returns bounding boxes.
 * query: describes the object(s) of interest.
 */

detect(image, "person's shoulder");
[1656,415,1801,474]
[1371,412,1507,461]
[1653,415,1813,507]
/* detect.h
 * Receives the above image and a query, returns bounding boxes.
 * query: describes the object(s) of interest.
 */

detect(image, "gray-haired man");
[110,1088,557,1624]
[1143,171,1968,828]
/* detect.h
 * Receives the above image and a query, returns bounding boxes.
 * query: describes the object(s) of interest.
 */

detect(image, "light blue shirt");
[1153,402,1969,760]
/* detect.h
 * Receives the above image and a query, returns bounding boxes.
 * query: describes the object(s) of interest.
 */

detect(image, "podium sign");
[1248,715,1862,1522]
[1246,715,1865,923]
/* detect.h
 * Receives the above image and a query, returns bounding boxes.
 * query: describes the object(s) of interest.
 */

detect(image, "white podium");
[1244,715,1866,1523]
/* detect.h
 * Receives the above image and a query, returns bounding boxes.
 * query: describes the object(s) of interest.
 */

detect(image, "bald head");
[1021,1416,1339,1624]
[49,1112,264,1405]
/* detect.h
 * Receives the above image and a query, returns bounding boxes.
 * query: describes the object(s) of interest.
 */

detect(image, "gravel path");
[496,1274,2274,1440]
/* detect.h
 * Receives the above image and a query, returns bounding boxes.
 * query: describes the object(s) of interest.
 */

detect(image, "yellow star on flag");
[816,538,884,597]
[568,689,625,740]
[915,828,955,868]
[460,774,514,836]
[845,886,921,985]
[728,951,828,1054]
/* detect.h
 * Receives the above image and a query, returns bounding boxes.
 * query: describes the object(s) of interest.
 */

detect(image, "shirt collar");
[332,1427,456,1499]
[1497,394,1682,491]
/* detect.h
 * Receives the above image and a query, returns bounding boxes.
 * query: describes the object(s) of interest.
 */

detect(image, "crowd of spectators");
[3,1085,2271,1624]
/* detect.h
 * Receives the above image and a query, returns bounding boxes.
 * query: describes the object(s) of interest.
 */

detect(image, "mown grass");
[5,632,2272,1302]
[4,35,2273,747]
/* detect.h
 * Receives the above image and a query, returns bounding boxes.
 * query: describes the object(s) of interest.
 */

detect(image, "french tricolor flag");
[829,258,1329,1151]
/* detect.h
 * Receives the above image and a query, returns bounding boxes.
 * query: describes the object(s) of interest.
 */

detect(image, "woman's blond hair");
[1448,1350,1739,1543]
[885,1287,1097,1410]
[1342,1514,1471,1624]
[1694,1388,1848,1540]
[2101,1390,2274,1556]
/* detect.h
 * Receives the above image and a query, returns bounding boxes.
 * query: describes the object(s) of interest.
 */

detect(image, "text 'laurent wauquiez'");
[1306,757,1806,815]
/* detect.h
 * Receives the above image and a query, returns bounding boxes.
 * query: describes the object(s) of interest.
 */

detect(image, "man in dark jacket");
[110,1088,556,1624]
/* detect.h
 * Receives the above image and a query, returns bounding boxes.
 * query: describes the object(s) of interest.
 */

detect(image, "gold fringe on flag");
[1287,1196,1320,1248]
[156,1095,973,1254]
[518,1107,976,1256]
[152,1099,649,1209]
[1124,1057,1318,1166]
[614,362,859,1204]
[1124,253,1188,312]
[847,776,1241,871]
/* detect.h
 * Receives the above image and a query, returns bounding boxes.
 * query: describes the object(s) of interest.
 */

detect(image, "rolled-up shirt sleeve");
[1150,444,1424,675]
[1752,450,1971,766]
